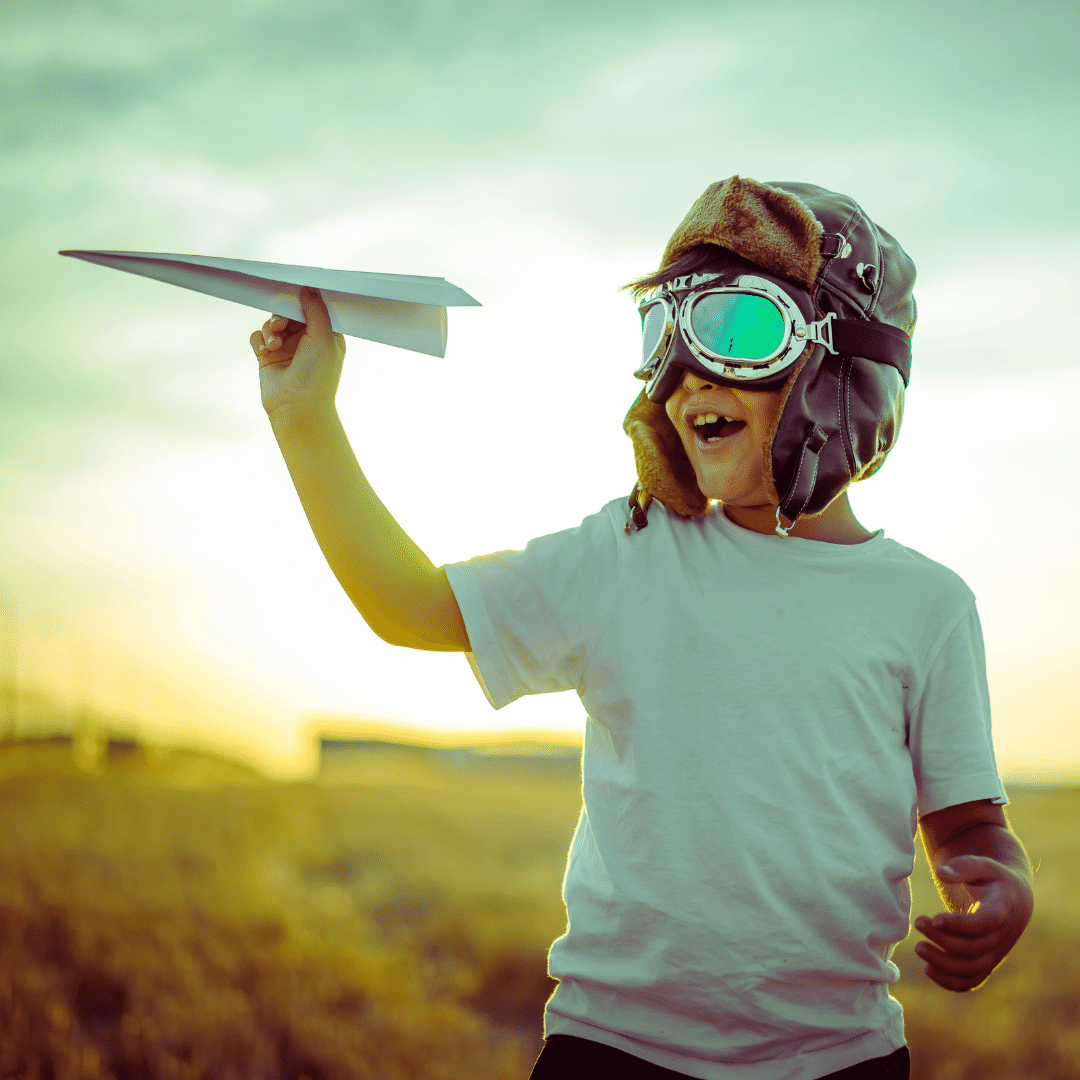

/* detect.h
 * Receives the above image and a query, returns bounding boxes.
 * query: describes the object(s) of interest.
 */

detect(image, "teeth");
[692,412,736,427]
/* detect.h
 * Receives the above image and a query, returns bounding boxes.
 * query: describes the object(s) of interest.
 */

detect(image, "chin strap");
[775,425,828,537]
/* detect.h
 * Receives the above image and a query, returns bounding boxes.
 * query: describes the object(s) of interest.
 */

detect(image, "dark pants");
[529,1035,910,1079]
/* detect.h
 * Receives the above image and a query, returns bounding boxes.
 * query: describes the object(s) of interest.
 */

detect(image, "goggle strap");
[830,320,912,386]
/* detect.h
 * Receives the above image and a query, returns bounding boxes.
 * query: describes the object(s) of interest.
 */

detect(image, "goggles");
[633,272,835,401]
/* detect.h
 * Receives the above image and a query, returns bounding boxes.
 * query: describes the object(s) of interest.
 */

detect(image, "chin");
[692,472,764,507]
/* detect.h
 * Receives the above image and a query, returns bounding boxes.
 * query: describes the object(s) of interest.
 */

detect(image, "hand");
[250,287,346,419]
[914,855,1034,992]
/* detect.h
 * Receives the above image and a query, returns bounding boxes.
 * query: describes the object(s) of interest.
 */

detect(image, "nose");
[681,371,716,392]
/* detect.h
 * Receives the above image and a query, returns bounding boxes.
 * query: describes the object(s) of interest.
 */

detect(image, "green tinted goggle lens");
[688,292,786,361]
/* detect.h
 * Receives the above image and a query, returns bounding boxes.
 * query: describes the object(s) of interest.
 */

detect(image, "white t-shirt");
[444,497,1007,1080]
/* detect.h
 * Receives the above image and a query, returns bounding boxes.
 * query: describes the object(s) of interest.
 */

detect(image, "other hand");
[250,287,346,419]
[914,855,1034,992]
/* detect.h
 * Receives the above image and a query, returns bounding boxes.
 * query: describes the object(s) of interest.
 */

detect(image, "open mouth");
[691,412,747,444]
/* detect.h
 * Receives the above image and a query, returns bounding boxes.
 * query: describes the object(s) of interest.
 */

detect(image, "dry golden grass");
[0,738,1077,1079]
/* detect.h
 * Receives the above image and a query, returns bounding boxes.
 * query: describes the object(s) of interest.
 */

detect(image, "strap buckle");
[624,485,650,533]
[774,506,794,538]
[805,311,837,355]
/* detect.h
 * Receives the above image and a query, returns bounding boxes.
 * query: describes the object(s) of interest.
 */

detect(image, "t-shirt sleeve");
[443,504,623,710]
[908,599,1008,816]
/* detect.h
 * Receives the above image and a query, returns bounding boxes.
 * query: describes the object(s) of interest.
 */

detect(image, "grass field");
[0,738,1077,1079]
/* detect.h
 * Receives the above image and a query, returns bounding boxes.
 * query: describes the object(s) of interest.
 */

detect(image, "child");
[252,176,1034,1080]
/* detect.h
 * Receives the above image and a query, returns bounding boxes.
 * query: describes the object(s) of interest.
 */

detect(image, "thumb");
[298,286,333,340]
[936,855,1005,886]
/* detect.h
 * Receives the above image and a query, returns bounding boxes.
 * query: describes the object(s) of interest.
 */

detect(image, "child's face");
[664,371,784,507]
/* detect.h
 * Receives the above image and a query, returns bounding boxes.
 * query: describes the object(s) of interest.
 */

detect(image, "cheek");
[744,389,783,428]
[766,394,784,430]
[665,398,691,444]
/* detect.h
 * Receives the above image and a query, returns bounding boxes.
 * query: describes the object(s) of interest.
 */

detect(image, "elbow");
[342,595,407,648]
[359,607,419,650]
[370,622,410,649]
[343,568,470,652]
[361,605,469,653]
[374,625,470,652]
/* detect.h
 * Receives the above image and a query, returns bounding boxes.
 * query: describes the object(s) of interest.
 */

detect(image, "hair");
[622,243,746,300]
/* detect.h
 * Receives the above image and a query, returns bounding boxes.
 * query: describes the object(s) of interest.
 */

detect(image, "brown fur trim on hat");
[661,176,822,290]
[623,390,708,517]
[851,440,893,485]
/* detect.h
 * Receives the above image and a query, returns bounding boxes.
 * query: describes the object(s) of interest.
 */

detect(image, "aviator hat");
[622,176,917,533]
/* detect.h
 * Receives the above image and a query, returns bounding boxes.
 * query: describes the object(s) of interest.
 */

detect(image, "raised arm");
[252,288,470,652]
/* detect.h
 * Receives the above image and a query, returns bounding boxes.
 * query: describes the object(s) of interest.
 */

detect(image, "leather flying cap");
[623,175,917,532]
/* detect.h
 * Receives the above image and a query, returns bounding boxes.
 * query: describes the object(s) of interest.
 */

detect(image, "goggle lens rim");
[639,299,670,367]
[685,290,789,364]
[634,274,813,398]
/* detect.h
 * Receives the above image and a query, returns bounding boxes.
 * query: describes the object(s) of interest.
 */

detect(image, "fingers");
[917,940,989,975]
[915,915,1002,956]
[252,314,299,359]
[251,293,341,361]
[916,940,993,991]
[918,903,1002,937]
[914,912,1003,992]
[262,313,298,345]
[251,316,280,355]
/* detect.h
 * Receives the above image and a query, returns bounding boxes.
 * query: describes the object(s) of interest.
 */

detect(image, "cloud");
[913,241,1080,373]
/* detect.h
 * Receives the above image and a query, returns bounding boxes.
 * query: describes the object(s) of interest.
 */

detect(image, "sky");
[2,0,1079,778]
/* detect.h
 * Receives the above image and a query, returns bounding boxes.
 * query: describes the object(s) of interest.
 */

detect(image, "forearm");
[269,403,467,651]
[930,823,1033,913]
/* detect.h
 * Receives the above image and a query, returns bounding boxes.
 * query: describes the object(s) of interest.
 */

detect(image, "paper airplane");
[58,249,481,358]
